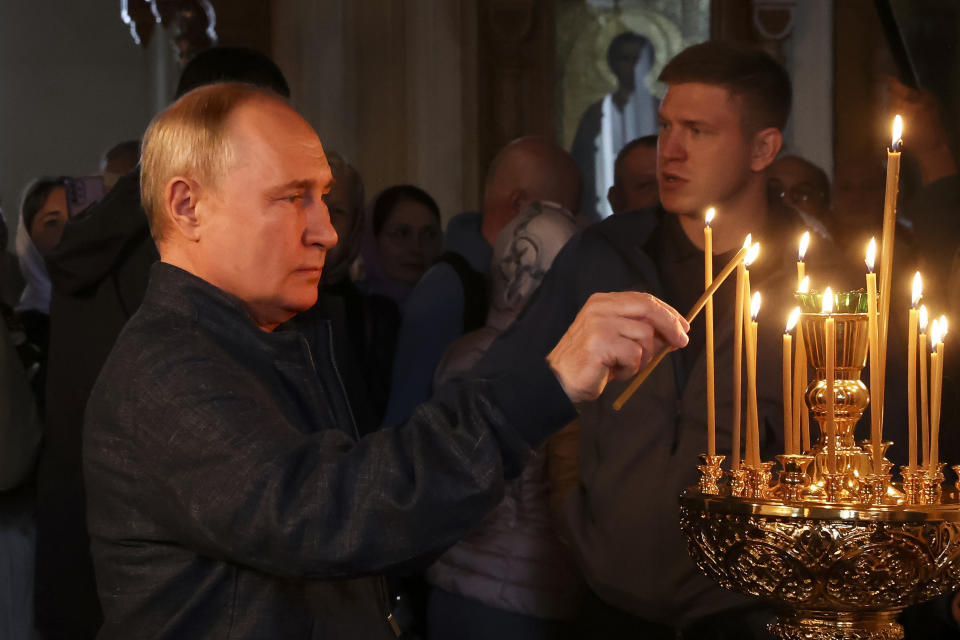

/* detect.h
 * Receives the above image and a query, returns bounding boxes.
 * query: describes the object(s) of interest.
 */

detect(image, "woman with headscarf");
[14,176,68,410]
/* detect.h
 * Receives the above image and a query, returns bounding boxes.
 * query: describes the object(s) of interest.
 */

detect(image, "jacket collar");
[144,262,306,354]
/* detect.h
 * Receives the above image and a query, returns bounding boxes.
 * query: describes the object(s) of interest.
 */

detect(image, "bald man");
[381,137,582,427]
[82,83,686,638]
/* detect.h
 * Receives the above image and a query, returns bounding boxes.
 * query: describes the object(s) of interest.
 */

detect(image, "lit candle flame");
[940,315,948,339]
[892,114,903,149]
[912,272,923,307]
[822,286,833,314]
[920,305,929,333]
[745,242,760,267]
[742,233,752,249]
[798,231,810,262]
[798,275,810,294]
[931,318,942,347]
[705,207,715,227]
[786,306,801,333]
[865,237,876,273]
[750,291,762,322]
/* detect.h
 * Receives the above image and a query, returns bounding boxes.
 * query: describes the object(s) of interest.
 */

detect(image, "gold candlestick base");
[953,465,960,493]
[742,462,775,499]
[919,463,947,505]
[698,454,725,495]
[860,473,892,505]
[861,440,894,475]
[726,468,747,498]
[822,471,847,503]
[901,466,925,504]
[775,454,814,502]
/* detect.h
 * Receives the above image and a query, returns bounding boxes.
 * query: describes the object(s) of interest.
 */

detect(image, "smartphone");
[64,176,107,218]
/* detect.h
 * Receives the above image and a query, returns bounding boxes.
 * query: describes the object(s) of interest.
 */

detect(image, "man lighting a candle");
[471,42,854,638]
[81,83,690,638]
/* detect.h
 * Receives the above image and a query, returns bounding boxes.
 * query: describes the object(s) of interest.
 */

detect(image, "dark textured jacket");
[475,206,856,628]
[83,262,575,639]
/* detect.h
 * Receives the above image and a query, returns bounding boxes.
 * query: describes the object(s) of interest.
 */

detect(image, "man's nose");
[658,131,685,162]
[305,202,339,250]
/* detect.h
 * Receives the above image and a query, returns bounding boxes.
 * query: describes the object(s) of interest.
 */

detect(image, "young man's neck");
[675,177,769,254]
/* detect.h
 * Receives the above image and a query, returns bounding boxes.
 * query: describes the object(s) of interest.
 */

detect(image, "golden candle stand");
[681,292,960,639]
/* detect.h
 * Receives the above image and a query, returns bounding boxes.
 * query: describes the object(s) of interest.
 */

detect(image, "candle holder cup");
[697,454,725,495]
[900,466,925,504]
[775,454,814,502]
[742,461,775,499]
[726,468,747,498]
[919,463,947,505]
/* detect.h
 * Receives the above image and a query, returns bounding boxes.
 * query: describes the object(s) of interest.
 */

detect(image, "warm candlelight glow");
[751,291,762,321]
[912,272,923,308]
[705,207,715,227]
[745,242,760,267]
[798,276,810,294]
[892,114,903,149]
[931,318,942,347]
[920,305,929,332]
[822,287,834,314]
[940,315,948,338]
[786,307,800,333]
[865,238,877,273]
[743,233,752,250]
[798,231,810,262]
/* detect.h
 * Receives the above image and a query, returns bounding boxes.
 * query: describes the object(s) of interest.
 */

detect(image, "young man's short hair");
[658,41,792,134]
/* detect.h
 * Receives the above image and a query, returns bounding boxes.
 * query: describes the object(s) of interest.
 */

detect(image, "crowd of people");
[1,38,959,640]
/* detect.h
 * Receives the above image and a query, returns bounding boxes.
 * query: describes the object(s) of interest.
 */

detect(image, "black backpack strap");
[437,251,488,332]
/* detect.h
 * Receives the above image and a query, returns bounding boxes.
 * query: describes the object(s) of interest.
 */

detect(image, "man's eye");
[284,194,303,204]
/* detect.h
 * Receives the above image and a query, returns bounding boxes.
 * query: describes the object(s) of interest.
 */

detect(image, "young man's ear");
[750,127,783,172]
[164,177,203,241]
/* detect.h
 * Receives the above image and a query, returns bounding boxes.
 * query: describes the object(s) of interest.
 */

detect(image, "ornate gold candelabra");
[686,292,960,640]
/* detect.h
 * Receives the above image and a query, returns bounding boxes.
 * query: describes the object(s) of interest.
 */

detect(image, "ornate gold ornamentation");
[680,493,960,640]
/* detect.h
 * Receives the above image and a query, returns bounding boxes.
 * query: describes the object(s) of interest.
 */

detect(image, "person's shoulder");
[405,260,466,314]
[580,206,660,252]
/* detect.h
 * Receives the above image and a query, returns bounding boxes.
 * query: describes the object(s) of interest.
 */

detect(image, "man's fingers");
[604,336,645,381]
[595,291,689,348]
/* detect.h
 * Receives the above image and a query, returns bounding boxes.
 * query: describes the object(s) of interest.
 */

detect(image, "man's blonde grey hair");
[140,82,284,241]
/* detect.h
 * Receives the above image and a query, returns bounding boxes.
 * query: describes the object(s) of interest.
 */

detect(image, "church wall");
[271,0,481,225]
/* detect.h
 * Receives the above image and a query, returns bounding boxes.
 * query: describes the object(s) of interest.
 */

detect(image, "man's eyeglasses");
[768,179,827,208]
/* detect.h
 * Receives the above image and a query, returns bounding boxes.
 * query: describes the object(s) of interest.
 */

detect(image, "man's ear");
[164,177,203,241]
[509,188,528,215]
[607,185,621,214]
[750,127,783,172]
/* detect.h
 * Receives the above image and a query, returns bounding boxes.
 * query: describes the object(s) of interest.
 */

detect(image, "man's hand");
[547,292,689,404]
